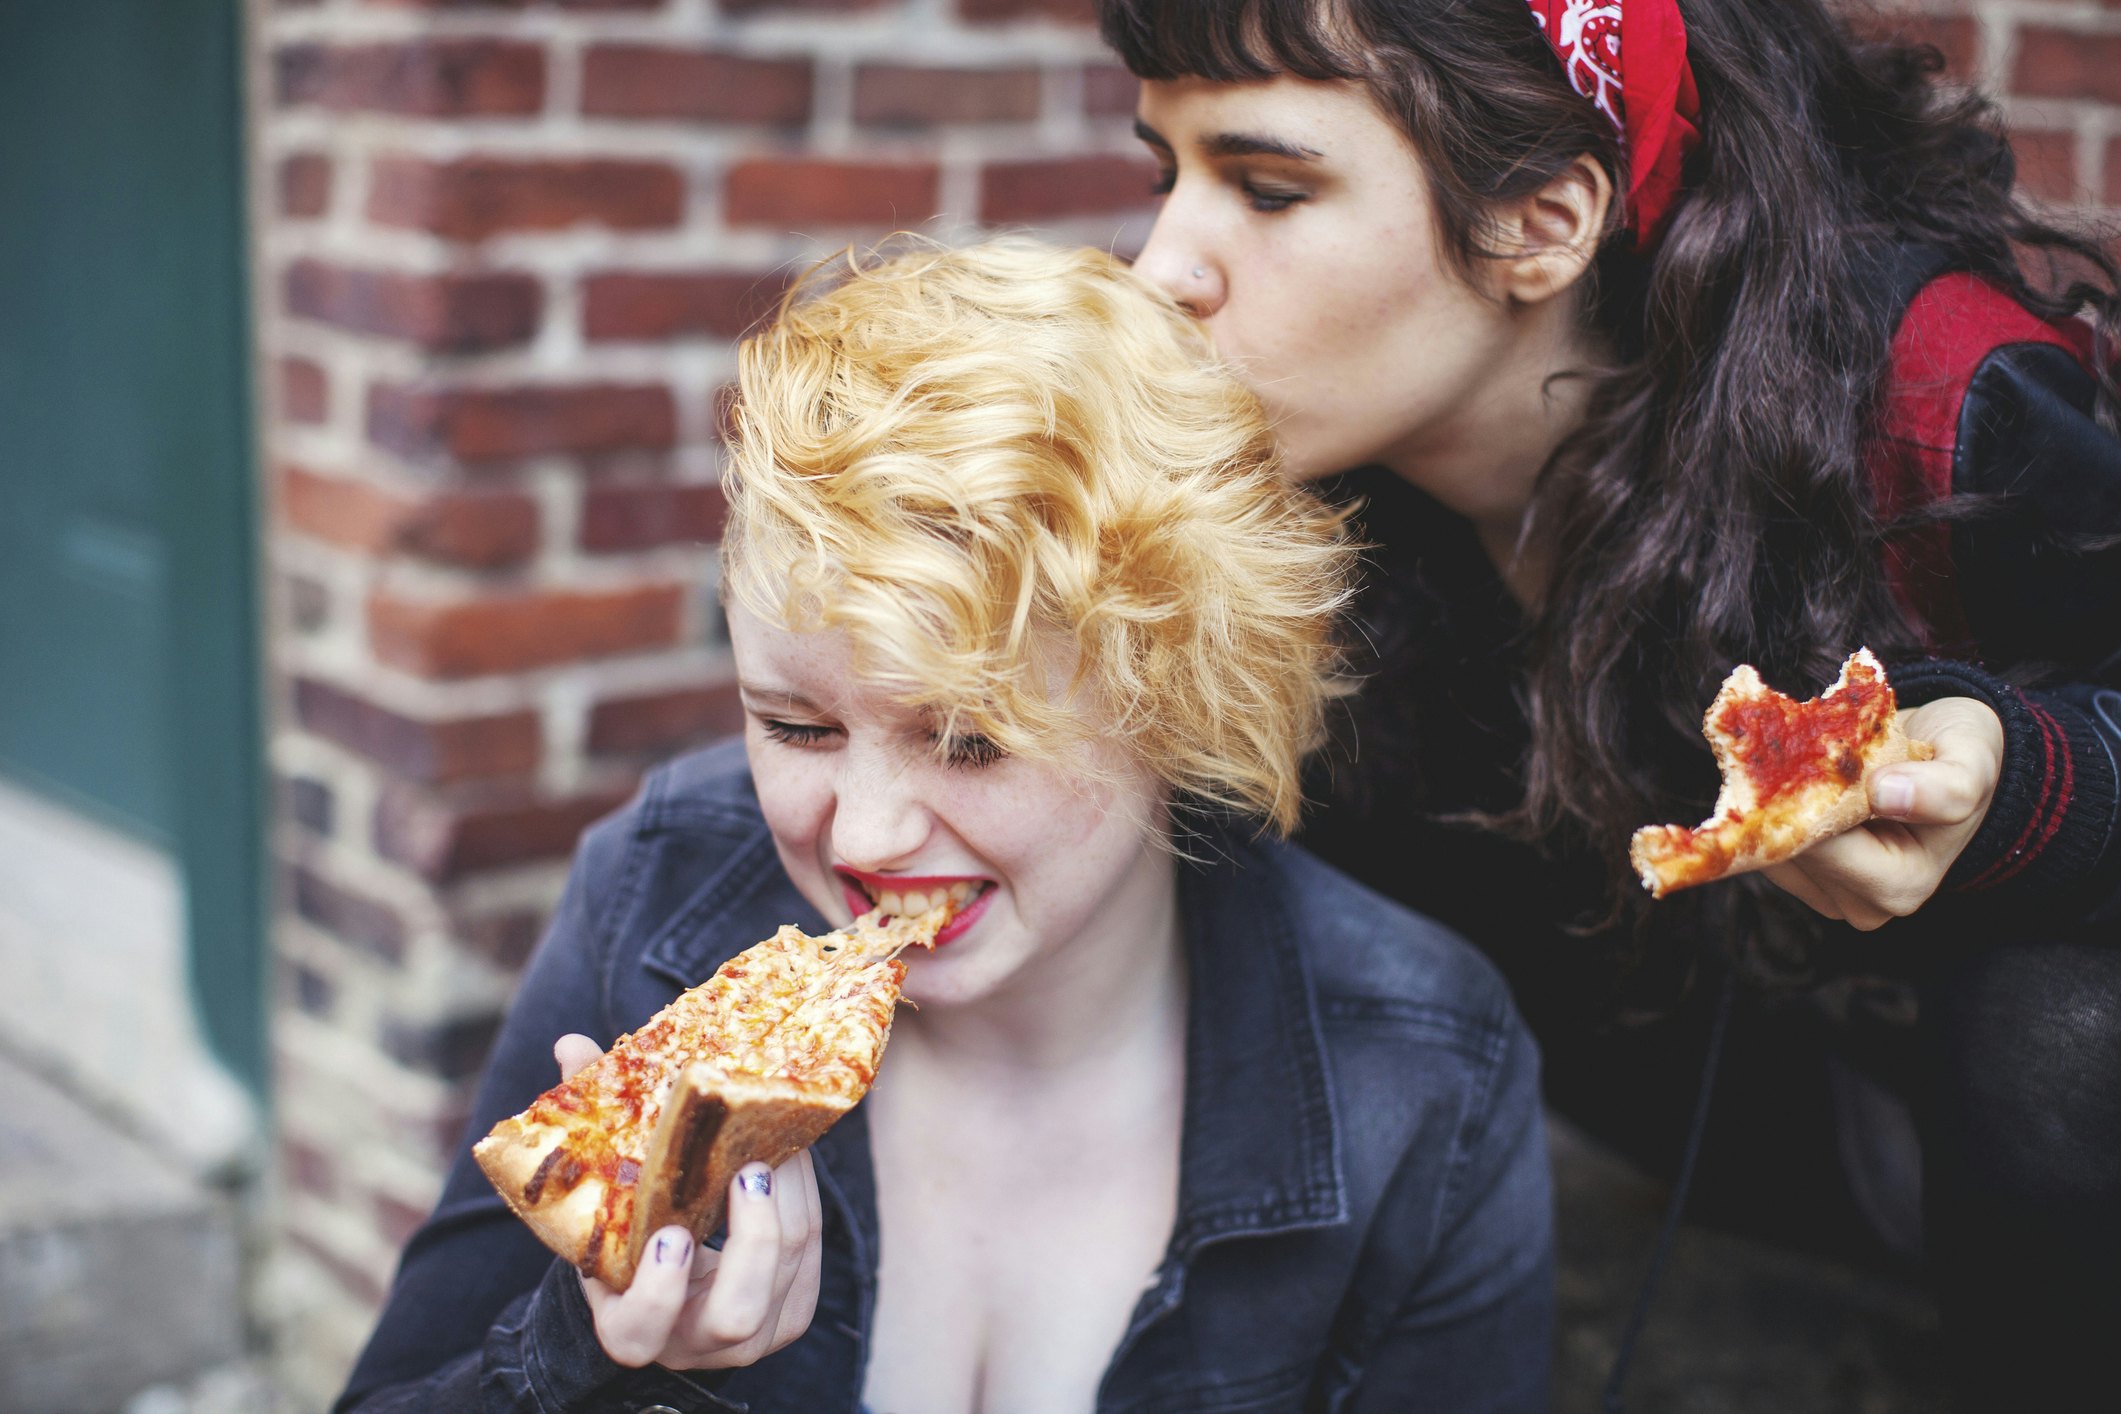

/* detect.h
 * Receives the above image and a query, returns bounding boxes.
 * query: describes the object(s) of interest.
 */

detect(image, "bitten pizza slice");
[474,903,950,1290]
[1628,648,1936,899]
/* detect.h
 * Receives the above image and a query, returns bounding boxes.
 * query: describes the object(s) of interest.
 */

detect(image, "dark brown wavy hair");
[1102,0,2121,927]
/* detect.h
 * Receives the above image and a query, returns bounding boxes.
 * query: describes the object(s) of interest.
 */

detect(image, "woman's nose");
[1133,207,1224,319]
[830,755,931,872]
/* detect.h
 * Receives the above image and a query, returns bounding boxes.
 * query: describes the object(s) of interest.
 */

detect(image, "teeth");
[860,880,982,917]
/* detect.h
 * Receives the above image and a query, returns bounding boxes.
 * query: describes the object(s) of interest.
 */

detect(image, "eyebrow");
[1134,118,1323,163]
[736,681,824,714]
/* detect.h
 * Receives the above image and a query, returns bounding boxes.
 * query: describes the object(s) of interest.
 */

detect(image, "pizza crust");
[474,905,945,1289]
[1629,648,1936,898]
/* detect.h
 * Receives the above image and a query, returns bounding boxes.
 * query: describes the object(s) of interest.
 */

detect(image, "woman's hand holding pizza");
[552,1034,824,1372]
[1761,696,2004,930]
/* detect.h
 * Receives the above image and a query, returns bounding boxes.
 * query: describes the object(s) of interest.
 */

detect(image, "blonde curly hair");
[720,236,1351,834]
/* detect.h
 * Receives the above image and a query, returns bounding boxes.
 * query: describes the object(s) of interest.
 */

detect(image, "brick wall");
[248,0,2119,1405]
[250,0,1151,1402]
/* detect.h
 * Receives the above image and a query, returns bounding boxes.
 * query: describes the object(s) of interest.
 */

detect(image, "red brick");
[579,482,727,551]
[280,1136,337,1200]
[450,906,547,972]
[582,46,812,124]
[285,259,542,352]
[287,860,411,963]
[960,0,1095,22]
[293,676,542,782]
[279,465,541,568]
[2012,27,2121,103]
[280,356,328,424]
[285,960,336,1019]
[275,40,546,117]
[281,463,408,553]
[588,683,744,755]
[374,782,633,881]
[283,572,333,635]
[853,65,1040,127]
[2010,129,2082,203]
[279,772,337,836]
[368,584,687,678]
[582,269,790,341]
[399,491,542,569]
[725,158,939,229]
[368,381,677,462]
[279,152,333,218]
[1082,64,1139,118]
[367,154,684,241]
[978,153,1160,223]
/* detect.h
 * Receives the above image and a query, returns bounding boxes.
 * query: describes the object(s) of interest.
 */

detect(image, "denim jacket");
[338,741,1553,1414]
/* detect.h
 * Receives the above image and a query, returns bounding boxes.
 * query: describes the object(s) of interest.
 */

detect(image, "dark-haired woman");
[1100,0,2121,1405]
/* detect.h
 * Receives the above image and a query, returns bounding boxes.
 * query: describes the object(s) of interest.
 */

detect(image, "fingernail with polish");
[655,1231,687,1265]
[738,1166,772,1199]
[1876,774,1915,815]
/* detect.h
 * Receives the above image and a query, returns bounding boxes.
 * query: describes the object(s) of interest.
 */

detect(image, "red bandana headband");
[1524,0,1701,251]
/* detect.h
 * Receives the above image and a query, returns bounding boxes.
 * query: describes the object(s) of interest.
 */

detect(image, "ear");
[1490,153,1613,306]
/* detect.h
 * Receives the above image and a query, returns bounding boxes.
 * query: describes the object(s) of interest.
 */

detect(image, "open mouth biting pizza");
[1628,648,1936,899]
[475,903,949,1290]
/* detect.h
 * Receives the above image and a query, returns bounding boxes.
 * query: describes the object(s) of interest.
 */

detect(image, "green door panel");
[0,1,265,1095]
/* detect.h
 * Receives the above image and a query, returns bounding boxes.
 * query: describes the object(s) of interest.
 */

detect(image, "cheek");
[746,740,832,855]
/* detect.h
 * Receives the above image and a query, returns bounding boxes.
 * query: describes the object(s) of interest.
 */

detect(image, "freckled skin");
[727,604,1175,1014]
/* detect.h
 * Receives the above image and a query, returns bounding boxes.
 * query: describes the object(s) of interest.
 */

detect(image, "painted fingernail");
[738,1166,772,1199]
[655,1231,687,1265]
[1875,775,1915,815]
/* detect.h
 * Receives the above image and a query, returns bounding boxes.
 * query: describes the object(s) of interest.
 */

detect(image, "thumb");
[1871,697,2002,825]
[554,1032,604,1081]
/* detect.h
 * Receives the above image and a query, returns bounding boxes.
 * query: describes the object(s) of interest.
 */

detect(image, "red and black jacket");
[1867,252,2121,926]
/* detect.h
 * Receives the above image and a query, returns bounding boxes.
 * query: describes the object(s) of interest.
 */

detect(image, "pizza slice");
[1628,648,1936,899]
[474,903,951,1290]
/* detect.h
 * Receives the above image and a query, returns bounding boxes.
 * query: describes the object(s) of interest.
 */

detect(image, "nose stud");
[1191,266,1206,279]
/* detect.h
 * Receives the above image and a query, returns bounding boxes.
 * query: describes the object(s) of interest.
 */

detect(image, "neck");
[895,853,1186,1085]
[1385,297,1602,607]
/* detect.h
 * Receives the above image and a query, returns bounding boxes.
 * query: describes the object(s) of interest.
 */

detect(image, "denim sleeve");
[334,812,731,1413]
[1343,1018,1555,1414]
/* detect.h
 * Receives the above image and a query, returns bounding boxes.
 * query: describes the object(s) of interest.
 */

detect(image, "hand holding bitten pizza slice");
[1629,649,1936,898]
[475,901,951,1290]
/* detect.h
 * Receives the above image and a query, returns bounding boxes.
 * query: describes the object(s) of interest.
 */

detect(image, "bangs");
[1100,0,1367,84]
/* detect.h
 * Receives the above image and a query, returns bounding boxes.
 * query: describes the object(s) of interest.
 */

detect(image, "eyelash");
[759,719,835,748]
[935,733,1005,770]
[757,717,1001,770]
[1146,168,1306,215]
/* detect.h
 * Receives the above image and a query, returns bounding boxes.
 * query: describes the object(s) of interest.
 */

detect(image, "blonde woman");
[337,239,1553,1414]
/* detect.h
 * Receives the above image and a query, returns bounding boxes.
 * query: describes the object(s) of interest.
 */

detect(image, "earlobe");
[1495,154,1614,306]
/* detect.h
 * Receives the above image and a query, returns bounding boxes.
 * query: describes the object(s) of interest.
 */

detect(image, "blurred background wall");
[2,1,2117,1411]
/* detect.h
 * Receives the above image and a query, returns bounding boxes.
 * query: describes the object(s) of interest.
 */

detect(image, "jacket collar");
[637,772,1347,1255]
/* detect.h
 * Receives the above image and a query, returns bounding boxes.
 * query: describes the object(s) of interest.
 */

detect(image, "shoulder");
[562,737,807,1005]
[1257,837,1526,1070]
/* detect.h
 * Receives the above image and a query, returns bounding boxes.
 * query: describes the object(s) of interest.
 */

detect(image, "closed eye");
[757,718,838,748]
[934,732,1005,770]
